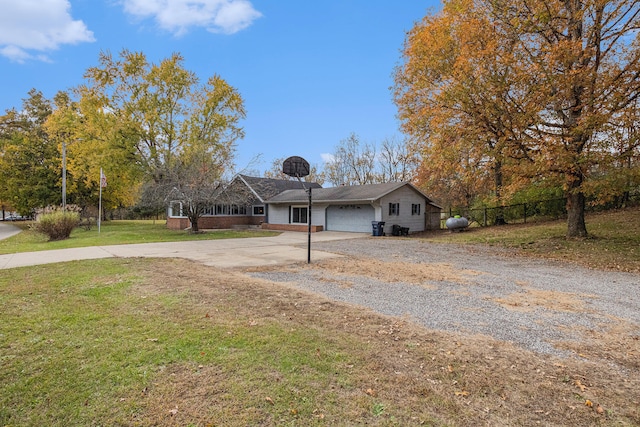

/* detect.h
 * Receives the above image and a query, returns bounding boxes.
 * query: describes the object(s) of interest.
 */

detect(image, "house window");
[412,203,421,215]
[170,202,184,217]
[291,206,308,224]
[389,203,400,216]
[253,205,265,215]
[215,204,228,215]
[214,204,247,215]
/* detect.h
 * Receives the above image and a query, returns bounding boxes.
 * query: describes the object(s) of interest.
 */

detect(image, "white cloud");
[122,0,262,36]
[0,0,94,62]
[321,153,335,163]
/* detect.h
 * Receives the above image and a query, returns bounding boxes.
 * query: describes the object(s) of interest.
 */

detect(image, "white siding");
[267,204,290,225]
[380,186,426,233]
[374,205,383,221]
[312,204,328,228]
[267,204,327,227]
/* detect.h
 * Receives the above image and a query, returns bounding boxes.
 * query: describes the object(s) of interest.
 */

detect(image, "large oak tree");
[62,50,246,222]
[395,0,538,215]
[395,0,640,237]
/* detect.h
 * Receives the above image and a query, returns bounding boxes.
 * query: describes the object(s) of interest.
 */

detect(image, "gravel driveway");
[248,237,640,360]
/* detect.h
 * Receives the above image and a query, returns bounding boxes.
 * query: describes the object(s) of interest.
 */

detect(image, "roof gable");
[237,175,322,202]
[266,182,442,208]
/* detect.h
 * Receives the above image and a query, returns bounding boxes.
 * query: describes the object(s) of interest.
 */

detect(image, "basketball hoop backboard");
[282,156,310,178]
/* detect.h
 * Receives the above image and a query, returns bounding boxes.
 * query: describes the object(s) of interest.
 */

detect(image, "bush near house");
[31,211,81,241]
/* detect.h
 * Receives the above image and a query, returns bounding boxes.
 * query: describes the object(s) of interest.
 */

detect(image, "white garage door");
[326,204,375,233]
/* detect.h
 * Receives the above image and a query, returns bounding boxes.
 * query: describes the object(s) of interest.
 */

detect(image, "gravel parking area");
[248,237,640,361]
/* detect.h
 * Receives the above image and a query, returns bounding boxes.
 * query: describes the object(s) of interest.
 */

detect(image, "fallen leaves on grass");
[575,379,587,392]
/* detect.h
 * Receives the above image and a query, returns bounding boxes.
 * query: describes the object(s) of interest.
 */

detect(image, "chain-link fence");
[436,191,640,229]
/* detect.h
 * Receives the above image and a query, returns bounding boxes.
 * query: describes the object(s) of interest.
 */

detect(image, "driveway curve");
[0,221,22,241]
[0,231,367,270]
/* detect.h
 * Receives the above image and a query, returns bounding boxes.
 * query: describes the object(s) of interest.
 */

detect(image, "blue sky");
[0,0,441,174]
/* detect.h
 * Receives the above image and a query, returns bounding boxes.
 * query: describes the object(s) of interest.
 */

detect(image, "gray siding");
[311,204,327,228]
[267,203,327,227]
[267,204,290,225]
[380,186,426,232]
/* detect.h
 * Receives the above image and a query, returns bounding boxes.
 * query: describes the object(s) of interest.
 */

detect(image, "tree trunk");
[188,213,200,233]
[566,187,587,238]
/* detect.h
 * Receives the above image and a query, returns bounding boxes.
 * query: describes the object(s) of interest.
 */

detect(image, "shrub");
[32,211,81,241]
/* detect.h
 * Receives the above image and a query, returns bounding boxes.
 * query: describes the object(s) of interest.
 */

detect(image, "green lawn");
[421,206,640,272]
[0,259,406,426]
[0,220,278,254]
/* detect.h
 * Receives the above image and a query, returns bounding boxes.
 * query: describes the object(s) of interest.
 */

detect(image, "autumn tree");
[70,50,245,224]
[77,50,244,182]
[492,0,640,237]
[44,89,145,217]
[396,0,640,237]
[394,0,538,219]
[0,90,61,214]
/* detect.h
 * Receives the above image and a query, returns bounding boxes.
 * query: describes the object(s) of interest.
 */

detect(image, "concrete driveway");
[0,231,368,270]
[0,221,22,241]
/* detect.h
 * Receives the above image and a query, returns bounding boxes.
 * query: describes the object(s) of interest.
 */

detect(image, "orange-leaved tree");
[396,0,640,237]
[394,0,537,218]
[497,0,640,237]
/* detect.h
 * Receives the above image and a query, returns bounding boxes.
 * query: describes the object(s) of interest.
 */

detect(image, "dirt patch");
[249,256,483,288]
[126,259,640,426]
[490,287,591,313]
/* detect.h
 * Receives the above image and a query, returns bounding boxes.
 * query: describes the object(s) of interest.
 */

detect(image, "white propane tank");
[445,216,469,231]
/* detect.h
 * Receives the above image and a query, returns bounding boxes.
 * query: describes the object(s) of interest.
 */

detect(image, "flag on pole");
[100,169,107,188]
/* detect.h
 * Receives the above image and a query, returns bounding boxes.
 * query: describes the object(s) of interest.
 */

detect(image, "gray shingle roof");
[238,175,322,202]
[266,181,441,207]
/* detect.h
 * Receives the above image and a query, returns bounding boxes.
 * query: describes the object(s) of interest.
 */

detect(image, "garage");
[265,182,442,233]
[326,204,374,233]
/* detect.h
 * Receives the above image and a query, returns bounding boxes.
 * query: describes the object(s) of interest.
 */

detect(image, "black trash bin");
[371,221,385,236]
